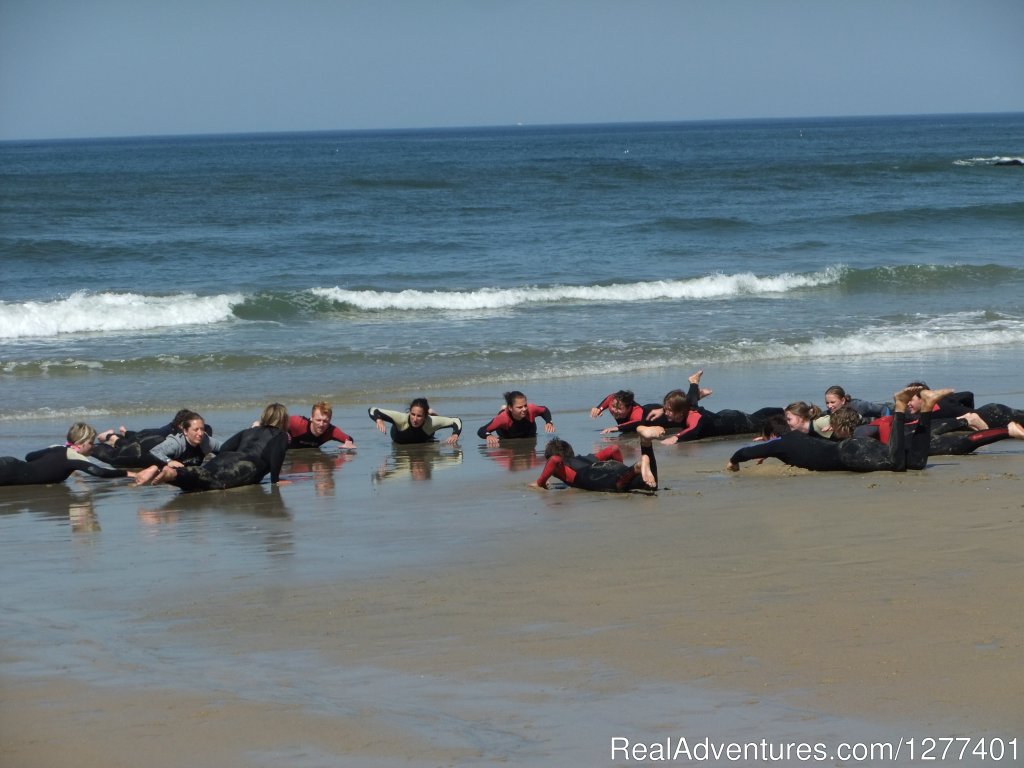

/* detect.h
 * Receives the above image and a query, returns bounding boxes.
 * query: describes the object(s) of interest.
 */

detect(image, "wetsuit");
[860,411,1017,456]
[603,403,666,434]
[536,443,658,492]
[729,411,932,472]
[592,394,645,425]
[91,420,214,468]
[675,405,784,441]
[148,432,222,468]
[287,415,353,449]
[168,426,288,493]
[477,404,552,440]
[368,407,462,444]
[0,446,130,486]
[91,432,168,468]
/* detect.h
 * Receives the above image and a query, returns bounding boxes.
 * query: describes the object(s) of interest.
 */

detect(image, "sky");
[1,0,1023,141]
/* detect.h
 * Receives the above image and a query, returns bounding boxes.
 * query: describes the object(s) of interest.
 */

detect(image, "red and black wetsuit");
[536,443,657,492]
[0,446,130,486]
[593,394,645,425]
[287,415,353,449]
[477,404,552,440]
[606,403,666,434]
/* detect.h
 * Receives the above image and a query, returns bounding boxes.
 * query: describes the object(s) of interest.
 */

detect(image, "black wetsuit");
[169,426,287,493]
[683,406,784,441]
[730,411,932,472]
[91,432,167,468]
[0,446,130,486]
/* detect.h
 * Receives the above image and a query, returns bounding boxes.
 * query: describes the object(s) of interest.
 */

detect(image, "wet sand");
[2,415,1022,766]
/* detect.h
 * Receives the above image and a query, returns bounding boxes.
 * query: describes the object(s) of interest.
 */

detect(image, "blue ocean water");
[1,113,1023,421]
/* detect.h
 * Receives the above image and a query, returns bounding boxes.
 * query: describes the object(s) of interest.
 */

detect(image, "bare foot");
[134,465,160,485]
[698,387,714,400]
[918,387,955,412]
[960,412,989,431]
[1008,422,1024,440]
[151,466,177,486]
[636,425,665,439]
[688,369,704,385]
[639,455,656,488]
[893,386,923,411]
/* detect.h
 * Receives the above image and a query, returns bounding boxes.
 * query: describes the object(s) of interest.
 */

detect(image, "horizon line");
[3,110,1024,146]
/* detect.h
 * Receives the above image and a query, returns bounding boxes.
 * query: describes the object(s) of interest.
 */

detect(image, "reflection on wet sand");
[373,443,463,483]
[285,450,355,497]
[0,483,101,533]
[479,437,543,472]
[137,485,294,556]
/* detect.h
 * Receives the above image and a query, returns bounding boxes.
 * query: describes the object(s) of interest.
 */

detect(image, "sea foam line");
[311,268,844,311]
[0,291,245,339]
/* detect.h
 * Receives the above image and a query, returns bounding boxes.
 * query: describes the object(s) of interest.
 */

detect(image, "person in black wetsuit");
[657,370,784,445]
[150,403,290,492]
[92,409,212,468]
[0,423,138,486]
[832,405,1024,456]
[530,427,661,492]
[726,387,952,473]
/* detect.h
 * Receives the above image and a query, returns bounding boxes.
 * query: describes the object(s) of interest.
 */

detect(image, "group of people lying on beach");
[2,372,1023,494]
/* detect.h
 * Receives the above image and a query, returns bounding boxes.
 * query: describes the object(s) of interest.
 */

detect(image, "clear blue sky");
[2,0,1022,141]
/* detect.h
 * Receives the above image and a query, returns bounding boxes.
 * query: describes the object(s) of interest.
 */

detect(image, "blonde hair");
[259,403,289,431]
[66,422,97,447]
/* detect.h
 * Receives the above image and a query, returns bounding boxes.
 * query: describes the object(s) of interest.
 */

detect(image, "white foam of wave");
[953,156,1024,167]
[729,311,1024,363]
[0,291,245,339]
[311,268,844,311]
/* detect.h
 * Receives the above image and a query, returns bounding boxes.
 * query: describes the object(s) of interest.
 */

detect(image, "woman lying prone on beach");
[134,411,222,485]
[0,423,139,486]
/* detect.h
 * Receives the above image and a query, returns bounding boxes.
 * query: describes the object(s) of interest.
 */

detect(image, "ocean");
[3,112,1023,429]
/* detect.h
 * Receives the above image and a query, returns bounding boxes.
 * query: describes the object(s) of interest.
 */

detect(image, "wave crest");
[0,291,245,339]
[311,268,845,311]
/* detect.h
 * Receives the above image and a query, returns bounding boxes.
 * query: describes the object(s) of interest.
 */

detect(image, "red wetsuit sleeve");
[528,404,552,423]
[477,410,514,439]
[327,424,352,443]
[536,456,574,487]
[594,394,616,413]
[672,410,704,440]
[594,446,624,462]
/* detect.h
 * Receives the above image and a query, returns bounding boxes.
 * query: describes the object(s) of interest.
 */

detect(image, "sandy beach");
[2,400,1022,766]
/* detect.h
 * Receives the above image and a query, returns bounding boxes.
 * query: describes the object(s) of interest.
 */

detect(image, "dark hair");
[409,397,430,412]
[760,414,791,440]
[824,385,849,400]
[172,408,196,431]
[612,389,636,407]
[178,411,204,432]
[503,390,527,407]
[905,380,929,389]
[544,438,574,460]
